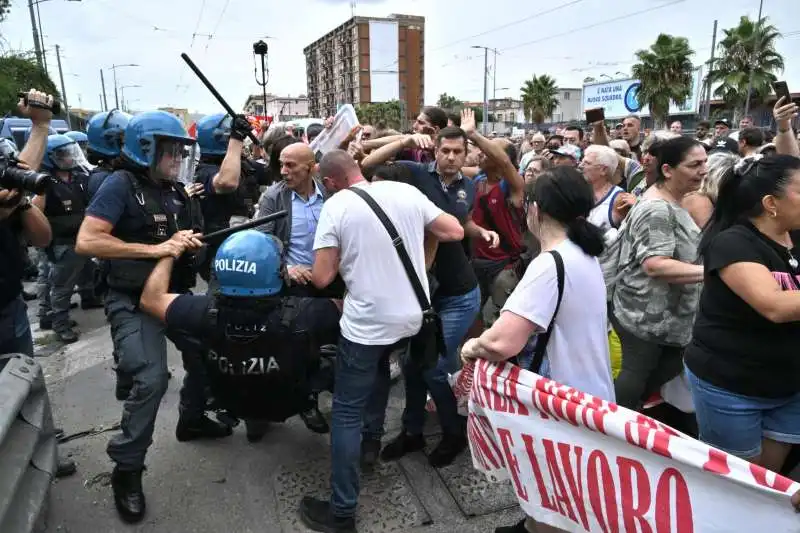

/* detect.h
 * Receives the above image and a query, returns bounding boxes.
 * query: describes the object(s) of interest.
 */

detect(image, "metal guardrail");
[0,354,57,533]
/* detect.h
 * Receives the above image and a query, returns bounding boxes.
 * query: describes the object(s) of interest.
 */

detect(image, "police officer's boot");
[175,414,233,442]
[299,395,329,434]
[111,466,146,523]
[56,328,79,344]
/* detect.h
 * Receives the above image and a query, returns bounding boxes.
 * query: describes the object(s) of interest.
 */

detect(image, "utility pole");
[35,0,48,75]
[100,70,108,111]
[482,48,489,135]
[492,48,498,100]
[112,66,119,109]
[704,20,718,119]
[743,0,764,120]
[27,0,44,70]
[471,45,490,135]
[55,45,71,129]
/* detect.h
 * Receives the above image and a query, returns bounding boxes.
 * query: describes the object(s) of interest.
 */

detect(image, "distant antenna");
[350,0,356,16]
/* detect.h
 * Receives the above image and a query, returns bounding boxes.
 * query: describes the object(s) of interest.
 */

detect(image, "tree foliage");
[0,0,11,23]
[631,33,695,128]
[707,16,784,118]
[356,100,403,130]
[0,52,60,116]
[520,74,558,125]
[437,93,462,110]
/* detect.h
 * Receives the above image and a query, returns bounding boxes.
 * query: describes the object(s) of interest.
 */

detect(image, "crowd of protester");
[252,96,800,532]
[5,85,800,532]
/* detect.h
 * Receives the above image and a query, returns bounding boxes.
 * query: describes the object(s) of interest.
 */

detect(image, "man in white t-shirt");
[299,150,464,533]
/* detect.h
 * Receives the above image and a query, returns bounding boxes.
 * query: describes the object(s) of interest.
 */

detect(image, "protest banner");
[466,359,800,533]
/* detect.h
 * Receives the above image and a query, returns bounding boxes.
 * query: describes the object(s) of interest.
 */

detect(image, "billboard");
[368,20,400,102]
[581,68,703,120]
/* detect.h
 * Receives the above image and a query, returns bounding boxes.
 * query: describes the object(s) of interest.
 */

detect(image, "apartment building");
[242,94,310,120]
[303,13,425,122]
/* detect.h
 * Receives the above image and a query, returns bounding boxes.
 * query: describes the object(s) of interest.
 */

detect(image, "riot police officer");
[76,110,231,524]
[32,134,102,343]
[139,229,339,441]
[85,109,132,199]
[193,113,267,282]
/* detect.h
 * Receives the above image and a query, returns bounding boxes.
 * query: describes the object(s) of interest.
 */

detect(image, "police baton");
[198,210,288,244]
[180,53,261,145]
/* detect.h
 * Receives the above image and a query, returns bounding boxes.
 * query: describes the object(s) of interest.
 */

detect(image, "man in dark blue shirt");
[358,120,500,468]
[76,110,230,524]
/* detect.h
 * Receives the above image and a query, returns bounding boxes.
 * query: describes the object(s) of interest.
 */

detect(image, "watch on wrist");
[778,126,792,134]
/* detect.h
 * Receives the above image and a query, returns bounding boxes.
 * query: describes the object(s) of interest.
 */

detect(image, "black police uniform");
[164,293,340,422]
[194,160,264,281]
[39,173,98,335]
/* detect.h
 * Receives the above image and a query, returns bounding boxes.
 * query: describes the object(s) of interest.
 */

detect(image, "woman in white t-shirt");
[461,166,614,398]
[462,166,614,533]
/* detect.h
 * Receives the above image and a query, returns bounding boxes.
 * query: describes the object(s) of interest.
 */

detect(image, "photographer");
[0,89,75,477]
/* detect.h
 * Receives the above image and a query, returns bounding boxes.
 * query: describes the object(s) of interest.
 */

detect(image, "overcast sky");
[1,0,798,115]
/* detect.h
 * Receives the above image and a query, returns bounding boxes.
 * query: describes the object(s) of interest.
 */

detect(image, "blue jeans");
[686,365,800,458]
[402,285,481,436]
[0,296,34,357]
[329,336,396,518]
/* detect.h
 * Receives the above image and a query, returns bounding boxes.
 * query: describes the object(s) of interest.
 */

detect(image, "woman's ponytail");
[566,216,606,257]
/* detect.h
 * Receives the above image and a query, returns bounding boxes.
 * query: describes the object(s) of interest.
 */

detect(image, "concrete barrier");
[0,354,57,533]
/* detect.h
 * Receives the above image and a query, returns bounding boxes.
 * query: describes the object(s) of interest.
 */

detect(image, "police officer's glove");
[230,115,252,142]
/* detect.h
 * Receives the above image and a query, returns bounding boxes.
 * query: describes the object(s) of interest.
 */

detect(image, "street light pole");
[743,0,764,120]
[113,66,119,109]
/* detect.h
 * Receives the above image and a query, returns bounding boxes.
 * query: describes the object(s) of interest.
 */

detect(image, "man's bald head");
[319,149,363,193]
[281,142,315,163]
[279,142,316,192]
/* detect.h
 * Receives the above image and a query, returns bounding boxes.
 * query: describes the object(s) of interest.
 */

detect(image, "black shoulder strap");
[349,186,432,312]
[479,193,514,255]
[529,250,565,373]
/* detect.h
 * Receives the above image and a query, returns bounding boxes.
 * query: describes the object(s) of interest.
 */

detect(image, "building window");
[563,92,570,100]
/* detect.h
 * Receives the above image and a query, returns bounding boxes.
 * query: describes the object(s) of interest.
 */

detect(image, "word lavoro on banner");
[465,359,800,533]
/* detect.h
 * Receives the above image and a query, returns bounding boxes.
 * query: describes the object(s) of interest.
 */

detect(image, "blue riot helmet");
[122,110,198,183]
[64,131,88,144]
[42,134,84,171]
[214,230,284,297]
[86,109,132,158]
[195,113,231,157]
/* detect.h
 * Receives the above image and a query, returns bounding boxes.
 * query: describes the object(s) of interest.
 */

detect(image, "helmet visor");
[52,142,86,170]
[152,137,198,184]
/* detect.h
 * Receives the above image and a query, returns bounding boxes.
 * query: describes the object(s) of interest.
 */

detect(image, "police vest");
[44,174,88,245]
[203,298,316,422]
[106,171,202,294]
[87,167,111,200]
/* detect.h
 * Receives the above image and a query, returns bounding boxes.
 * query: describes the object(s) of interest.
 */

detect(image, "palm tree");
[707,16,784,120]
[631,33,695,129]
[520,74,559,128]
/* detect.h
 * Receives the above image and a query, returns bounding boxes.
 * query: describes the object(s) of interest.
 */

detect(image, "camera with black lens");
[0,154,51,195]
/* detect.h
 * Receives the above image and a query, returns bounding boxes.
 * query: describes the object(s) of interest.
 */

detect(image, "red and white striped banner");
[466,359,800,532]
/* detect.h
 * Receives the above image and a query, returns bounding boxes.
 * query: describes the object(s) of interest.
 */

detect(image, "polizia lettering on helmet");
[214,258,257,275]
